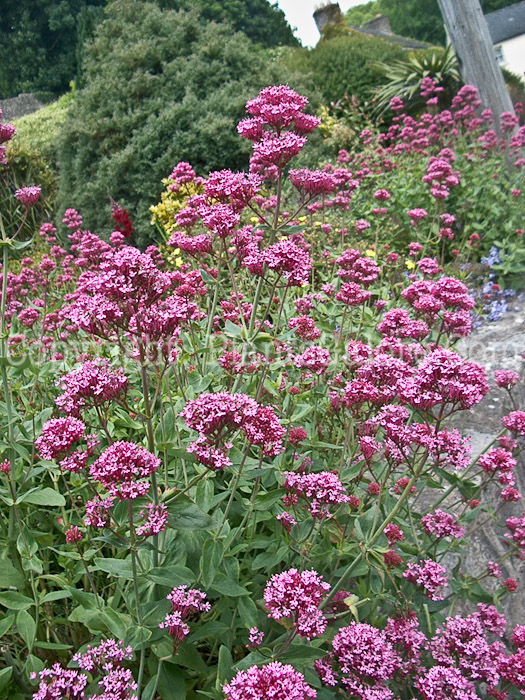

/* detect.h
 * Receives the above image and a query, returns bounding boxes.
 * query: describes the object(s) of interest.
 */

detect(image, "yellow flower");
[405,260,415,270]
[250,216,259,224]
[365,249,376,258]
[175,257,183,267]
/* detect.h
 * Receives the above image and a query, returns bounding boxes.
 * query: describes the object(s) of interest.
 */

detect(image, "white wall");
[497,34,525,80]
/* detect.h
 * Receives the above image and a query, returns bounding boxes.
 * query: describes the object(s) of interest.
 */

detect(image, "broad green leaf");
[216,645,233,688]
[167,501,213,530]
[0,591,34,610]
[210,575,248,597]
[199,539,222,589]
[0,559,25,589]
[146,565,195,588]
[279,644,326,665]
[16,609,36,651]
[0,666,12,693]
[237,596,258,629]
[19,487,65,507]
[157,662,187,700]
[0,614,14,639]
[93,558,135,580]
[34,641,73,650]
[125,625,152,650]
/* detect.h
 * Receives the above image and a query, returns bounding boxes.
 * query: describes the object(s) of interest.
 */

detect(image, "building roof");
[485,1,525,44]
[348,15,428,49]
[350,26,428,49]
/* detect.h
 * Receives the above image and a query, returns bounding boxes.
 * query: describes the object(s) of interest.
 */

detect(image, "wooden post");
[436,0,515,130]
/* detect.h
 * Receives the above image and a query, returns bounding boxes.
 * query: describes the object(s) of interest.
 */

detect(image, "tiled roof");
[349,26,428,49]
[485,1,525,44]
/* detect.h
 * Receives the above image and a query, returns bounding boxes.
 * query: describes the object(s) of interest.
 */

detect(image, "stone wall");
[0,93,44,121]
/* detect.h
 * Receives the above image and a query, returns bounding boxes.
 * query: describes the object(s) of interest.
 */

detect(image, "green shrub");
[57,1,309,246]
[9,92,72,168]
[0,97,69,228]
[300,33,405,106]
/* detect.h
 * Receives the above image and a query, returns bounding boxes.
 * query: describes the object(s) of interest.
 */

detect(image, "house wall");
[497,34,525,79]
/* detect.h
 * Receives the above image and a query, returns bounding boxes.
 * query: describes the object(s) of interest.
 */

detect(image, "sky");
[276,0,367,48]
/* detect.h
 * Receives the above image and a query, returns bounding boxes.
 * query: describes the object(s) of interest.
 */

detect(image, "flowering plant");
[0,87,523,700]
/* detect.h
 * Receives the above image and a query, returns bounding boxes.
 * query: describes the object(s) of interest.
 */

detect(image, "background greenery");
[56,0,310,245]
[345,0,521,46]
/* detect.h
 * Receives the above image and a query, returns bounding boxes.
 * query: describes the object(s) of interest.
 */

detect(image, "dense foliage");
[345,0,522,46]
[57,0,306,246]
[289,33,405,107]
[1,81,524,700]
[0,0,296,99]
[155,0,298,48]
[0,0,105,98]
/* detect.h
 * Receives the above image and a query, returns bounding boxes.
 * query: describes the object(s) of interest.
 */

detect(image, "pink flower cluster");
[282,470,349,520]
[159,585,210,649]
[263,568,331,640]
[403,559,448,600]
[337,248,379,286]
[238,85,319,176]
[35,417,86,461]
[90,441,160,500]
[33,639,136,700]
[136,503,168,538]
[502,411,525,438]
[15,186,41,208]
[181,392,285,469]
[316,622,401,700]
[421,510,465,539]
[223,662,317,700]
[244,238,312,287]
[294,346,331,374]
[55,360,128,417]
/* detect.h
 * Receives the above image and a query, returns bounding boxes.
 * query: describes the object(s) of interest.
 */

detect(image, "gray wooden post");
[436,0,515,130]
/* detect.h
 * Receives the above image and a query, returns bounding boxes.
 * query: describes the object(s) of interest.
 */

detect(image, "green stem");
[322,457,425,608]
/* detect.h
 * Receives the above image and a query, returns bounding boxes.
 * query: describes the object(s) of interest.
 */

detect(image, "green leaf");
[210,575,248,597]
[0,666,13,693]
[0,591,34,610]
[199,539,223,589]
[16,609,36,651]
[34,641,73,650]
[216,645,234,688]
[0,559,25,589]
[237,596,258,629]
[279,644,326,665]
[93,558,135,580]
[24,654,44,678]
[0,614,14,639]
[18,487,65,507]
[146,565,195,588]
[224,320,243,337]
[175,643,208,674]
[167,501,213,530]
[125,625,152,650]
[157,662,187,700]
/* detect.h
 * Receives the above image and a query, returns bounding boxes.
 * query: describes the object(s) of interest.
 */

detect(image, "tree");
[304,32,405,105]
[58,0,307,245]
[345,0,521,47]
[0,0,105,98]
[0,0,297,100]
[157,0,299,48]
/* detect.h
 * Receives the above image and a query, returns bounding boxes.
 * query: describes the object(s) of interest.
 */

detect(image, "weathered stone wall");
[455,306,525,628]
[313,3,343,34]
[0,93,44,121]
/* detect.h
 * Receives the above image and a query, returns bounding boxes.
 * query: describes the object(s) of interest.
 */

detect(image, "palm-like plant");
[372,44,461,117]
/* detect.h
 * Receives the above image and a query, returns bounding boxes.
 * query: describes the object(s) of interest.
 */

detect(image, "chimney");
[313,2,343,34]
[363,14,393,35]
